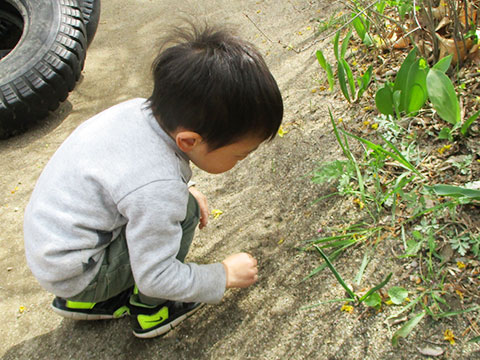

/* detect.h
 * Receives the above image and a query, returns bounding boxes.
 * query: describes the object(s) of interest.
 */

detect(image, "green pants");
[68,193,199,306]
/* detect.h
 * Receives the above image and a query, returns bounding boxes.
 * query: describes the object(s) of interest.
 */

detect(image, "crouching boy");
[24,24,283,338]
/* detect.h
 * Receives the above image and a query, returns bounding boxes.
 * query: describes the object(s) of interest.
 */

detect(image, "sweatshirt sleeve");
[117,180,226,304]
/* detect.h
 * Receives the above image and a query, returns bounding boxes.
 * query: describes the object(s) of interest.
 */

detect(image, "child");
[23,23,283,339]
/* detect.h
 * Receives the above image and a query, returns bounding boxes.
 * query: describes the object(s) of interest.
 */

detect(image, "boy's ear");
[175,131,203,152]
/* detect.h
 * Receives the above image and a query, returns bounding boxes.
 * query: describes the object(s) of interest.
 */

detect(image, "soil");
[0,0,479,359]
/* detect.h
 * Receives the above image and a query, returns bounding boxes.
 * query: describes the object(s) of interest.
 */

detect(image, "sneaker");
[130,299,203,339]
[51,287,132,320]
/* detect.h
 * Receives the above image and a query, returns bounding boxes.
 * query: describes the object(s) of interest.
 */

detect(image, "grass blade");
[358,272,392,302]
[342,130,422,176]
[314,245,357,300]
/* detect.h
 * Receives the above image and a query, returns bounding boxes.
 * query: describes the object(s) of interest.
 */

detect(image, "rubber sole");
[133,303,204,339]
[51,304,128,321]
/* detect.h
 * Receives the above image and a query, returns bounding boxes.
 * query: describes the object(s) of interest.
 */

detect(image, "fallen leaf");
[417,346,444,356]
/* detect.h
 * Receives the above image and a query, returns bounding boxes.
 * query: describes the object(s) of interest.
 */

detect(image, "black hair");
[147,23,283,151]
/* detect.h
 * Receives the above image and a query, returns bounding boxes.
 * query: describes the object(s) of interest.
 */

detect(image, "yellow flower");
[363,120,370,127]
[341,303,354,313]
[371,123,379,130]
[338,117,343,123]
[444,329,455,345]
[438,144,452,154]
[256,9,261,14]
[277,125,288,137]
[455,289,464,300]
[211,209,223,219]
[457,261,466,269]
[277,238,285,245]
[311,88,317,93]
[19,306,25,314]
[306,26,311,31]
[352,60,358,66]
[353,198,364,210]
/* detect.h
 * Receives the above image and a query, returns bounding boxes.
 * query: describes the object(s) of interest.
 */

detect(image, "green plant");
[314,245,392,308]
[316,30,373,102]
[375,50,479,138]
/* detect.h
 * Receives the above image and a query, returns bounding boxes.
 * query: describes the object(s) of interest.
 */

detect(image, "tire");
[0,0,87,139]
[79,0,100,47]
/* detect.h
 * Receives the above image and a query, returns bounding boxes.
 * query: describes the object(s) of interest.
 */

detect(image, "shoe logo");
[138,307,169,330]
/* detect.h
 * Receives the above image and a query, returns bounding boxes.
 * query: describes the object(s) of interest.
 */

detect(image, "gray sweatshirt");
[24,98,226,303]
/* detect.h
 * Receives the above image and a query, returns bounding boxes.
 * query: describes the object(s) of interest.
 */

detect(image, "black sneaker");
[51,287,132,320]
[130,298,204,339]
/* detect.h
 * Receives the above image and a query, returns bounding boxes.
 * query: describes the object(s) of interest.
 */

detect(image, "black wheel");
[79,0,100,47]
[0,0,87,139]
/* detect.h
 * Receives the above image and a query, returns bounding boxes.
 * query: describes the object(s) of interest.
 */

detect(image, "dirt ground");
[1,0,479,359]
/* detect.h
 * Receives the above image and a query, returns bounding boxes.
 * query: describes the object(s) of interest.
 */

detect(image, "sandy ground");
[1,0,479,359]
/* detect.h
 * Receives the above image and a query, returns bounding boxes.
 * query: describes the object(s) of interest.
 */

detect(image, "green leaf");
[433,55,452,73]
[405,59,428,114]
[394,48,417,113]
[352,15,367,42]
[316,50,335,91]
[427,68,461,125]
[461,109,480,136]
[337,61,351,102]
[438,127,453,141]
[388,286,408,305]
[392,312,426,346]
[375,84,394,115]
[364,292,382,309]
[341,29,353,59]
[426,184,480,200]
[342,59,356,100]
[357,65,373,100]
[314,245,357,300]
[333,31,340,61]
[359,272,392,302]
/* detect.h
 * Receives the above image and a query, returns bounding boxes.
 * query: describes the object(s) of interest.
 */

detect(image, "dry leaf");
[417,346,444,356]
[436,34,474,65]
[435,16,451,32]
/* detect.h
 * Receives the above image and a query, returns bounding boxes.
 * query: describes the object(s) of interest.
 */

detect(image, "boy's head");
[148,23,283,154]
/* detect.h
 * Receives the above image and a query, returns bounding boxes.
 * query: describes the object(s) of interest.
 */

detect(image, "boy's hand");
[188,186,209,229]
[222,253,258,288]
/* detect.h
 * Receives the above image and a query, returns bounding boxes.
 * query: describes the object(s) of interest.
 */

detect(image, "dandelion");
[444,329,455,345]
[277,125,288,137]
[211,209,223,219]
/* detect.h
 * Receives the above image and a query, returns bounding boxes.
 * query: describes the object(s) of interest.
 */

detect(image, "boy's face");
[177,133,263,174]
